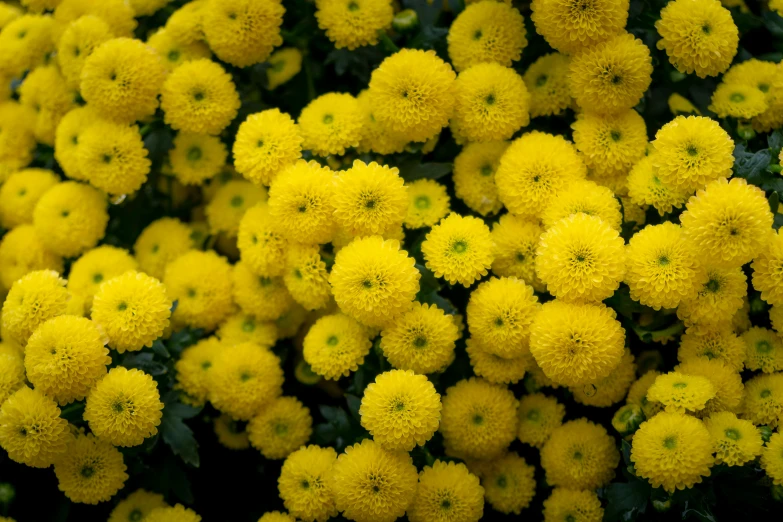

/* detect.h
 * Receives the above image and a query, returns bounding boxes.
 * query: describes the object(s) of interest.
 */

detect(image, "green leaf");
[151,340,170,359]
[345,394,362,423]
[770,192,780,215]
[764,11,783,38]
[734,145,771,181]
[415,263,441,295]
[121,352,167,376]
[398,159,453,182]
[605,479,651,521]
[768,130,783,152]
[60,401,85,423]
[160,412,199,468]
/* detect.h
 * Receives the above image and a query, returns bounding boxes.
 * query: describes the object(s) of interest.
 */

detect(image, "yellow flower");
[283,243,331,311]
[236,204,287,277]
[368,49,456,143]
[248,396,312,459]
[647,371,716,413]
[517,393,565,448]
[208,342,284,420]
[762,432,783,486]
[233,109,303,186]
[160,59,241,135]
[0,224,61,291]
[627,154,690,212]
[54,105,98,181]
[407,460,483,522]
[360,369,441,451]
[169,132,227,186]
[523,53,572,118]
[655,0,738,78]
[743,372,783,428]
[133,218,193,280]
[216,313,277,349]
[705,411,763,466]
[571,348,636,407]
[268,160,337,245]
[403,179,450,229]
[333,160,407,236]
[201,0,284,67]
[571,109,647,180]
[24,315,109,405]
[542,488,603,522]
[541,418,619,489]
[0,15,55,77]
[668,93,701,116]
[67,246,137,312]
[422,213,494,287]
[529,300,625,387]
[54,0,137,39]
[0,351,25,405]
[214,414,250,450]
[278,445,338,522]
[466,338,527,384]
[541,180,622,231]
[677,264,746,327]
[164,0,206,45]
[315,0,393,50]
[709,83,768,119]
[330,438,418,522]
[78,119,151,196]
[80,38,165,124]
[531,0,628,53]
[0,169,59,229]
[2,270,70,345]
[568,33,653,114]
[490,214,543,289]
[356,89,408,155]
[164,250,234,330]
[19,65,77,146]
[495,131,587,218]
[303,313,372,379]
[298,92,364,157]
[32,181,108,258]
[0,386,69,468]
[631,412,713,492]
[0,102,37,182]
[206,180,267,237]
[57,15,113,90]
[625,222,703,310]
[146,27,211,73]
[627,370,664,418]
[0,3,19,27]
[770,305,783,334]
[439,378,518,460]
[482,452,536,515]
[92,271,171,353]
[145,505,201,522]
[266,47,302,90]
[677,358,743,417]
[753,230,783,306]
[451,63,529,143]
[174,337,223,406]
[54,432,128,504]
[677,325,745,372]
[743,327,783,373]
[108,489,167,522]
[258,512,296,522]
[452,141,507,217]
[232,262,293,321]
[447,1,526,72]
[681,177,773,268]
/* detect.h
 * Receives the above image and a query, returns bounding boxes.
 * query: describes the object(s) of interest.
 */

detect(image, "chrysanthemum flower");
[762,433,783,486]
[447,1,526,72]
[403,179,450,229]
[146,27,211,73]
[668,92,701,115]
[466,338,527,385]
[0,102,37,182]
[267,47,302,90]
[165,250,234,330]
[677,325,745,371]
[536,214,625,302]
[647,371,715,413]
[752,231,783,306]
[258,512,296,522]
[495,131,587,218]
[92,271,171,353]
[677,264,746,327]
[627,370,664,418]
[80,38,165,124]
[25,315,109,405]
[298,93,364,156]
[283,243,331,311]
[53,0,137,39]
[356,89,408,155]
[333,160,407,237]
[330,236,419,327]
[78,119,151,196]
[452,141,508,216]
[169,132,226,186]
[208,342,284,420]
[145,505,201,522]
[233,109,302,186]
[516,393,565,448]
[655,0,738,78]
[368,49,456,143]
[206,180,267,237]
[214,414,250,450]
[160,59,241,135]
[541,180,622,231]
[568,33,653,114]
[315,0,393,50]
[407,460,483,522]
[440,378,518,460]
[523,53,572,118]
[541,418,619,489]
[201,0,284,67]
[67,247,137,313]
[743,372,783,428]
[489,214,542,290]
[133,218,193,280]
[248,396,312,460]
[531,0,628,53]
[379,302,458,374]
[303,313,372,379]
[217,313,277,349]
[57,15,113,90]
[2,270,70,345]
[631,412,713,492]
[108,489,167,522]
[571,109,647,180]
[268,160,336,245]
[0,169,59,229]
[743,327,783,373]
[709,83,768,119]
[278,445,338,522]
[466,277,538,358]
[451,63,529,143]
[53,106,97,182]
[32,181,108,258]
[625,222,703,310]
[84,367,163,447]
[542,488,604,522]
[705,411,763,467]
[54,433,128,504]
[232,262,293,321]
[681,177,773,268]
[481,452,536,515]
[422,213,494,287]
[0,2,18,24]
[174,337,223,406]
[677,358,743,417]
[651,115,734,193]
[0,386,69,468]
[236,204,287,278]
[0,15,55,77]
[0,225,63,290]
[18,65,77,146]
[0,351,25,405]
[530,300,625,387]
[571,348,636,407]
[330,438,418,522]
[164,0,205,44]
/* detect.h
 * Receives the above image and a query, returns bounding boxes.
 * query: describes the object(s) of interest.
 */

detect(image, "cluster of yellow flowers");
[1,0,783,520]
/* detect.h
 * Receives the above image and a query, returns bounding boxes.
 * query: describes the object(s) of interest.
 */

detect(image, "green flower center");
[536,75,547,87]
[230,195,244,207]
[327,335,339,346]
[118,302,127,311]
[496,475,507,488]
[706,279,720,293]
[610,130,622,142]
[168,50,180,62]
[757,341,773,353]
[187,147,202,162]
[526,409,540,422]
[93,273,103,284]
[415,195,430,209]
[322,114,333,124]
[725,428,741,441]
[480,165,492,176]
[413,336,427,348]
[672,382,687,389]
[129,509,143,522]
[80,466,95,478]
[242,319,256,332]
[451,240,467,254]
[663,436,677,449]
[730,93,745,103]
[348,1,359,10]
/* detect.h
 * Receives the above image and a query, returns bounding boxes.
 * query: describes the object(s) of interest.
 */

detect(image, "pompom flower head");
[490,214,543,289]
[677,357,743,417]
[542,179,623,231]
[531,0,629,53]
[133,218,193,280]
[0,168,59,229]
[233,109,303,186]
[743,327,783,373]
[298,92,364,156]
[626,155,689,216]
[678,325,745,371]
[202,0,284,67]
[571,109,647,180]
[447,1,526,72]
[248,396,312,460]
[482,452,536,515]
[407,460,484,522]
[752,230,783,306]
[232,263,293,321]
[169,132,226,186]
[146,26,211,73]
[523,53,572,118]
[647,371,716,413]
[541,418,619,489]
[283,243,331,311]
[452,141,507,217]
[404,179,450,229]
[54,106,97,182]
[743,372,783,427]
[54,433,128,504]
[237,204,287,277]
[2,270,70,345]
[0,225,63,290]
[315,0,393,50]
[570,348,636,407]
[278,445,338,522]
[175,337,222,406]
[543,488,604,522]
[145,505,201,522]
[303,313,372,379]
[705,411,763,466]
[709,83,768,119]
[467,338,528,384]
[0,15,55,77]
[78,120,151,196]
[108,489,167,522]
[67,246,138,312]
[206,179,267,237]
[677,265,746,327]
[517,393,565,449]
[422,213,494,287]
